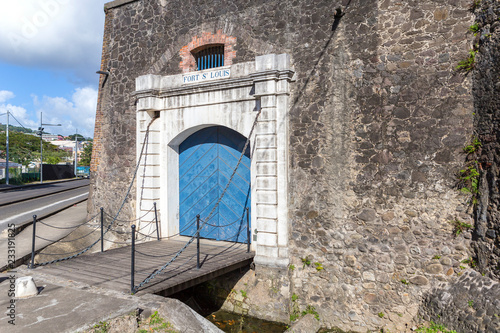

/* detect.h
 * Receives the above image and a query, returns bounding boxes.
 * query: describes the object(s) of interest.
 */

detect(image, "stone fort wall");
[473,0,500,281]
[88,0,500,331]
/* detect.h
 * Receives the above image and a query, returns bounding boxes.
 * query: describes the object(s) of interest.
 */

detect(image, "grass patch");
[139,311,178,333]
[415,321,458,333]
[450,220,473,236]
[92,321,109,333]
[456,49,477,72]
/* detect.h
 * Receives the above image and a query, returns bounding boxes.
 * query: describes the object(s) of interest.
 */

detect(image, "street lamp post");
[0,111,10,185]
[74,129,83,177]
[6,111,8,185]
[39,112,61,184]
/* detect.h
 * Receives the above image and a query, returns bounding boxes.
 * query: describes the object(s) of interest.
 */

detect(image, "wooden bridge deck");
[34,236,254,296]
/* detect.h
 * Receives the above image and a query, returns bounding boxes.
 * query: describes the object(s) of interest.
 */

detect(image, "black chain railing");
[28,110,257,296]
[30,200,160,268]
[130,109,261,294]
[29,118,158,268]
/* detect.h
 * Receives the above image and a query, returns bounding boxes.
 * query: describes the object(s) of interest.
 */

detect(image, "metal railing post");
[131,224,136,294]
[246,208,250,253]
[100,207,104,252]
[30,215,37,269]
[154,202,160,241]
[196,214,200,269]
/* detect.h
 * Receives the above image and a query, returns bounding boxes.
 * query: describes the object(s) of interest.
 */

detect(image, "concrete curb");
[0,178,83,192]
[0,179,89,207]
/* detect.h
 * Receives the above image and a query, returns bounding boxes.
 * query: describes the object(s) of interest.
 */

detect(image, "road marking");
[0,192,89,225]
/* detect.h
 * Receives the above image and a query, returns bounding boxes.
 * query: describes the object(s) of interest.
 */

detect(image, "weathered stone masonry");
[473,0,500,280]
[89,0,500,331]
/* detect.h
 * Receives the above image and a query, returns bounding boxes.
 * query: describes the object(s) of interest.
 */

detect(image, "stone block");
[257,232,277,247]
[363,271,376,282]
[15,276,38,298]
[260,95,277,108]
[363,293,378,304]
[142,176,160,188]
[256,162,277,176]
[255,53,290,71]
[258,108,276,121]
[255,244,279,258]
[256,204,278,219]
[255,135,277,149]
[358,208,377,222]
[256,120,276,135]
[256,176,277,190]
[381,211,395,221]
[256,190,277,204]
[425,264,443,274]
[409,275,429,285]
[255,148,277,161]
[256,218,277,233]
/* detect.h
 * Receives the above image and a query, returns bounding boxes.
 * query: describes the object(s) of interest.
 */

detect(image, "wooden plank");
[45,261,131,279]
[38,237,254,295]
[37,266,113,284]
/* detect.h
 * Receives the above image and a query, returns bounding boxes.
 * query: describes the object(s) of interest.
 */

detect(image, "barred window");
[193,45,224,70]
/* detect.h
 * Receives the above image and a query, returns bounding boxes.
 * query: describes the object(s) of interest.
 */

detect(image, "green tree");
[0,131,71,166]
[0,124,35,134]
[79,142,93,166]
[67,134,90,141]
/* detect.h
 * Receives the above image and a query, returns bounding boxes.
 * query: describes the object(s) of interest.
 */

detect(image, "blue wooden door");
[179,126,250,243]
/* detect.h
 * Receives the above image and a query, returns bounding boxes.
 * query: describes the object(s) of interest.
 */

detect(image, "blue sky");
[0,0,108,138]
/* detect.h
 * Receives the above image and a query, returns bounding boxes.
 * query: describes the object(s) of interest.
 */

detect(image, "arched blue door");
[179,126,250,243]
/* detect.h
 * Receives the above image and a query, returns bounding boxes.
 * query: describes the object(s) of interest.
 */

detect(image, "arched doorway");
[179,126,251,243]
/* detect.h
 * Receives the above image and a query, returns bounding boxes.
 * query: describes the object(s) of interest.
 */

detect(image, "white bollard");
[15,276,39,298]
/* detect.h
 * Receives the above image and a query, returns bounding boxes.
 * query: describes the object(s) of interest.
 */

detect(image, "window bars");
[194,45,224,70]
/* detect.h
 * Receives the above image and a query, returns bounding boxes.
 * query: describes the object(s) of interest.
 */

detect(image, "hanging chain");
[133,109,261,293]
[35,118,156,267]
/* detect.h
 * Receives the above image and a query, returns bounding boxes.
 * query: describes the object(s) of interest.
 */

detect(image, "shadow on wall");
[290,0,352,112]
[419,270,500,332]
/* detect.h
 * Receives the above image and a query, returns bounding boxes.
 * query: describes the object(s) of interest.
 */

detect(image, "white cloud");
[0,91,15,103]
[0,90,38,129]
[0,0,107,85]
[32,87,98,138]
[0,103,39,130]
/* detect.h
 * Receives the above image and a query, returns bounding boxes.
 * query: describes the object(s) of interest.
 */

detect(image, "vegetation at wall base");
[469,0,482,12]
[450,219,473,236]
[415,321,458,333]
[456,49,478,72]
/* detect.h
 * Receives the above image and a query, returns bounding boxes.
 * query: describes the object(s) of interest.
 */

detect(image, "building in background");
[0,158,22,180]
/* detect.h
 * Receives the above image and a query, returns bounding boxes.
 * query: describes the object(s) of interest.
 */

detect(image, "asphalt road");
[0,184,89,232]
[0,178,90,206]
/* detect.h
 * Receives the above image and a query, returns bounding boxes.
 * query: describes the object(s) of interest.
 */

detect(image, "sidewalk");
[0,269,223,333]
[0,200,223,333]
[0,201,90,271]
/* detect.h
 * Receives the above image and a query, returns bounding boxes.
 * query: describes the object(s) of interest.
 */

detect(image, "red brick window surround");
[179,30,236,73]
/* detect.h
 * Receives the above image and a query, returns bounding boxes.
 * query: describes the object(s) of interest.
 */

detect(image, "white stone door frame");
[134,54,293,267]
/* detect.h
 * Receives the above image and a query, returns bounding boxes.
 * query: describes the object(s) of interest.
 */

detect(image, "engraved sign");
[182,68,231,84]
